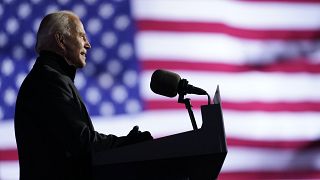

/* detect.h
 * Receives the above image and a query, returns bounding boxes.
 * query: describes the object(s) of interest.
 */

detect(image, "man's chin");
[78,62,86,68]
[64,57,86,68]
[76,58,86,68]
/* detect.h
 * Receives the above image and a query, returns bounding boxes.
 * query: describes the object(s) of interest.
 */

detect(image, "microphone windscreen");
[150,69,181,97]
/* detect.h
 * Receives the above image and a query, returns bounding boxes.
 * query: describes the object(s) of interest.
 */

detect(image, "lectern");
[92,88,227,180]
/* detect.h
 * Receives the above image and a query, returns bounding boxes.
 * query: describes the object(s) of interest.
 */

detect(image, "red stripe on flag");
[0,149,18,161]
[137,20,320,40]
[145,100,320,112]
[0,140,319,162]
[219,170,320,180]
[142,59,320,73]
[1,138,320,161]
[227,137,320,149]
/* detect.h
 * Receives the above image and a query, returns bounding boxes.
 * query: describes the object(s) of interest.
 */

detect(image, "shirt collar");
[38,50,77,81]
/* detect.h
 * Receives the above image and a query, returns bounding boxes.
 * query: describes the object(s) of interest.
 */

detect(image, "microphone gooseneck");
[150,69,212,130]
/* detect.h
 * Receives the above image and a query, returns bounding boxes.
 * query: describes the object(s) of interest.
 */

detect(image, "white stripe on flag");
[222,147,320,172]
[136,32,320,64]
[132,0,320,29]
[141,71,320,102]
[2,110,320,148]
[0,161,19,180]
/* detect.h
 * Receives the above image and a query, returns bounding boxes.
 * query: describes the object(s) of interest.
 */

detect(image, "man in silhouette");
[14,10,152,180]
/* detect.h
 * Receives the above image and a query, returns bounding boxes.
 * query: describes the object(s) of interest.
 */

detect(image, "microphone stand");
[178,93,198,130]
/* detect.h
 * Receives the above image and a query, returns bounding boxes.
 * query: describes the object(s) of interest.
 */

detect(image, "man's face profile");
[63,17,91,68]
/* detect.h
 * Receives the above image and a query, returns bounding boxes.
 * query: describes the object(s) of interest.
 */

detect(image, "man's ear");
[55,32,65,51]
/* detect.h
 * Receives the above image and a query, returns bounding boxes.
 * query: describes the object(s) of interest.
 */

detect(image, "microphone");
[150,69,207,98]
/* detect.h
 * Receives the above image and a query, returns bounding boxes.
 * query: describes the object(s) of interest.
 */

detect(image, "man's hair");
[35,10,78,53]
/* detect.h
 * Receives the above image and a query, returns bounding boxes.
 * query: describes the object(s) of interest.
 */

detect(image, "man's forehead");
[71,17,86,33]
[78,24,87,34]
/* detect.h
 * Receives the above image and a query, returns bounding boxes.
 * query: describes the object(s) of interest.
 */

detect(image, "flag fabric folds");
[1,0,320,179]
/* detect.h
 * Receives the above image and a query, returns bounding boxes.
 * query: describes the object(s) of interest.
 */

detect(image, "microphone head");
[150,69,181,97]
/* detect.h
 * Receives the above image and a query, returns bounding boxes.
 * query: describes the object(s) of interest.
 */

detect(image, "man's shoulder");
[29,61,71,86]
[22,63,74,95]
[49,66,72,82]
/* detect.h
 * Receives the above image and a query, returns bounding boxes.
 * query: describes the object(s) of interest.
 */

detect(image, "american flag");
[1,0,320,179]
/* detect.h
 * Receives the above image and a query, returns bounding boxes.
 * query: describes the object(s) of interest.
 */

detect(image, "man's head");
[35,11,91,68]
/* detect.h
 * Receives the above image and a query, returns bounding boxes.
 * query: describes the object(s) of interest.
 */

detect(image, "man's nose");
[85,41,91,49]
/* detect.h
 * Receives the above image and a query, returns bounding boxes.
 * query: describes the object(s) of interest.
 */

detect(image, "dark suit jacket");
[14,51,129,180]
